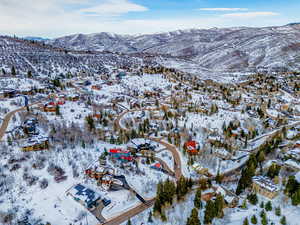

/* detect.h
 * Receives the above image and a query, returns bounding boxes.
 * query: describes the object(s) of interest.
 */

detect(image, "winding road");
[0,103,40,141]
[101,106,183,225]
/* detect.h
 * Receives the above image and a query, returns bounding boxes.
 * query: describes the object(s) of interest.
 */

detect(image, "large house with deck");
[252,176,279,199]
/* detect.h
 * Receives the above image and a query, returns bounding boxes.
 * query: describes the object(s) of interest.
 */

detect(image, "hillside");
[0,36,146,77]
[48,24,300,71]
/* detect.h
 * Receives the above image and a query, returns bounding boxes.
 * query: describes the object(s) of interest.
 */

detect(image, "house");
[284,159,300,171]
[109,149,133,161]
[91,85,101,90]
[21,136,49,152]
[19,88,34,96]
[192,163,210,176]
[23,118,38,135]
[67,184,111,211]
[252,176,279,199]
[283,148,300,161]
[84,80,91,86]
[0,88,16,98]
[93,113,102,119]
[184,141,200,155]
[150,163,164,172]
[213,148,232,160]
[43,102,56,112]
[207,133,223,145]
[116,71,126,79]
[57,99,65,105]
[68,93,80,101]
[136,143,156,152]
[215,186,239,208]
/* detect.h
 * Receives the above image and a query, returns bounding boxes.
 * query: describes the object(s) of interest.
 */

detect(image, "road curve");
[0,106,28,141]
[101,108,183,225]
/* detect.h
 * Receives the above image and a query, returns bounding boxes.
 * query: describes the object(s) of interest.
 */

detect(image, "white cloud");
[0,0,287,38]
[79,0,148,16]
[221,12,280,18]
[198,8,248,11]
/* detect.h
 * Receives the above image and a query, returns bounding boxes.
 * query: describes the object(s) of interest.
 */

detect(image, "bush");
[39,178,48,189]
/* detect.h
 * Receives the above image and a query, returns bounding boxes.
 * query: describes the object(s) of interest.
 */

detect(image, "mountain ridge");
[46,24,300,71]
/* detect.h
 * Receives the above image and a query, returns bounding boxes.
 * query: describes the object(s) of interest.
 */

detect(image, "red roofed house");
[109,149,133,162]
[185,141,200,155]
[151,163,164,172]
[43,102,56,112]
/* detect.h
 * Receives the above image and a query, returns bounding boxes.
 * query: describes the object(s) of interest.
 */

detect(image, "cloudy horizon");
[0,0,299,38]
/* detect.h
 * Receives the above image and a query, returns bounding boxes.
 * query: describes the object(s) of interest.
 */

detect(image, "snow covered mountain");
[48,24,300,71]
[0,36,147,77]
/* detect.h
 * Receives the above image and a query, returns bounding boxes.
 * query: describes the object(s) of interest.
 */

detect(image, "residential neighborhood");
[0,28,300,225]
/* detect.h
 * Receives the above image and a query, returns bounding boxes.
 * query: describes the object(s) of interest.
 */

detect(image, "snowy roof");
[214,148,231,157]
[68,184,101,207]
[21,135,48,148]
[284,159,300,170]
[215,186,226,196]
[0,88,16,94]
[252,176,279,192]
[224,195,236,204]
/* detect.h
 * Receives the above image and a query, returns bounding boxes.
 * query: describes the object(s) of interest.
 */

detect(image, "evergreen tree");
[275,207,281,216]
[280,216,286,225]
[241,199,247,209]
[55,105,60,116]
[247,193,258,205]
[215,171,223,184]
[261,216,268,225]
[291,189,300,206]
[126,219,132,225]
[194,189,202,209]
[265,201,272,211]
[85,116,95,131]
[260,201,264,208]
[236,154,257,195]
[176,176,189,200]
[285,175,300,205]
[11,66,16,75]
[260,210,267,225]
[204,200,214,224]
[214,194,225,218]
[285,176,298,196]
[243,217,249,225]
[153,198,162,214]
[186,208,201,225]
[251,215,257,224]
[148,211,153,223]
[267,163,281,179]
[27,70,32,78]
[7,136,12,146]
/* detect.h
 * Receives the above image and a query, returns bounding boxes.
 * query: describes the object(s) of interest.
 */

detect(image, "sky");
[0,0,299,38]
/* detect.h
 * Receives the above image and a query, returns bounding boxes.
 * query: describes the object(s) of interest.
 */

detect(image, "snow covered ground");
[0,77,41,90]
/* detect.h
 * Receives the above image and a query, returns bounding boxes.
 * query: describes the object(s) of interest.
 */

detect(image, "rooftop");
[252,176,279,192]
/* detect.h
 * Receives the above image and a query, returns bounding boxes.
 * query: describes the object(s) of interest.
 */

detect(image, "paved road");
[103,199,155,225]
[0,104,39,141]
[149,137,182,180]
[101,107,183,225]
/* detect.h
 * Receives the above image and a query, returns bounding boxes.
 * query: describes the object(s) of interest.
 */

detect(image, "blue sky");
[0,0,298,38]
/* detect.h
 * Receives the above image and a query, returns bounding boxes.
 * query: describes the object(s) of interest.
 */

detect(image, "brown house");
[21,136,49,152]
[252,176,279,199]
